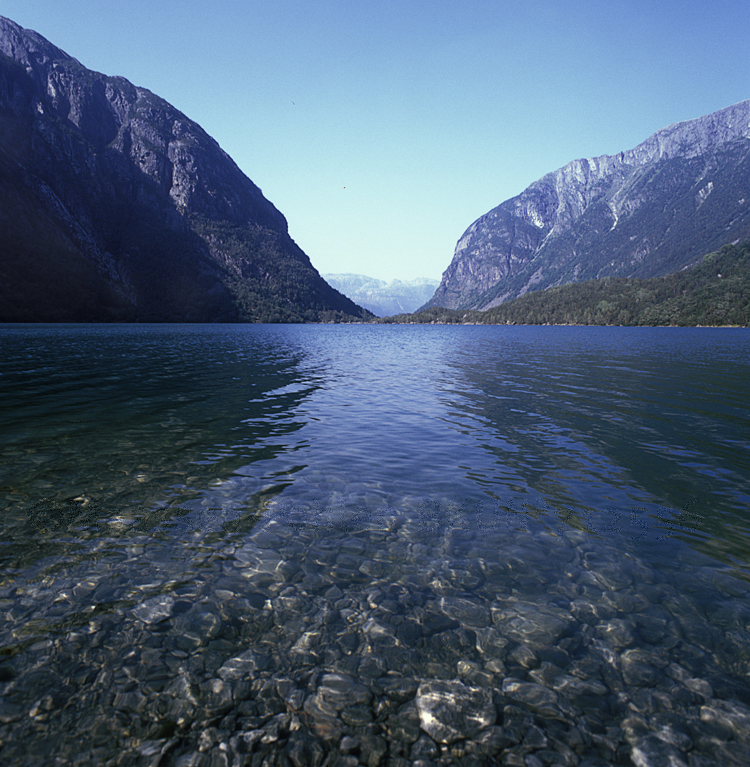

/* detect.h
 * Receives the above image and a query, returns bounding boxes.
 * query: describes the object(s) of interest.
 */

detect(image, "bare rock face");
[425,100,750,310]
[0,16,367,322]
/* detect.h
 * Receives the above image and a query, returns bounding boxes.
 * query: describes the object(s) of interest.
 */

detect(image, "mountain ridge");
[424,100,750,311]
[323,273,439,316]
[0,16,369,322]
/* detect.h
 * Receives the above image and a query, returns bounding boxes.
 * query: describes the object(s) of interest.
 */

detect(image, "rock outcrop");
[0,16,369,322]
[425,100,750,310]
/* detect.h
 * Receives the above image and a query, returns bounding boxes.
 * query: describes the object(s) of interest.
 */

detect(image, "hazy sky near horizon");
[4,1,750,281]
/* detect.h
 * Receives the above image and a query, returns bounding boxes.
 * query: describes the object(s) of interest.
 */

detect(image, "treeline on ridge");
[380,241,750,326]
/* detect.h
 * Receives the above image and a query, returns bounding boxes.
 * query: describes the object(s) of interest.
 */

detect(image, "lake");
[1,323,749,766]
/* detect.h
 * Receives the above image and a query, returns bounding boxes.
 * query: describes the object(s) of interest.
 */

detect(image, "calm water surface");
[1,324,749,765]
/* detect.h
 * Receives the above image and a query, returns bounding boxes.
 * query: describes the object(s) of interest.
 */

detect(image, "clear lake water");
[1,323,749,766]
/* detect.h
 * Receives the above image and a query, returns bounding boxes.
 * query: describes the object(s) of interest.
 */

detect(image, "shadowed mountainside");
[0,16,370,322]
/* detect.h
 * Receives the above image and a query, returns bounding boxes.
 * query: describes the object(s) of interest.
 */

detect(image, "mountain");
[322,273,439,316]
[382,241,750,326]
[424,100,750,311]
[0,16,369,322]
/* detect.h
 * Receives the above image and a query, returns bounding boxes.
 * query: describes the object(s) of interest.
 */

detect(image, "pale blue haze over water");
[1,324,749,764]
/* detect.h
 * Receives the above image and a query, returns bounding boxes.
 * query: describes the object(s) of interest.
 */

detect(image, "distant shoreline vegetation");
[377,242,750,327]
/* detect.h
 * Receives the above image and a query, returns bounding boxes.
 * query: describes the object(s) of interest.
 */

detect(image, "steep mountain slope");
[323,274,439,316]
[425,100,750,311]
[387,242,750,326]
[0,16,369,322]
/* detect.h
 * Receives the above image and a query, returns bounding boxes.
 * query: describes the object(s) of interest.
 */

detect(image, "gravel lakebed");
[1,503,750,766]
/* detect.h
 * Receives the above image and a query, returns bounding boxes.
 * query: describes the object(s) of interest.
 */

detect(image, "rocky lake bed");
[2,323,749,766]
[2,503,750,767]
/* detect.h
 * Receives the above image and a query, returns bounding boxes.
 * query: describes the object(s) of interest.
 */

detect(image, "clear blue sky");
[4,1,750,281]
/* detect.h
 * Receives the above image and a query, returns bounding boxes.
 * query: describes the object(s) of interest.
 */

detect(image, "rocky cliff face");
[0,16,368,322]
[425,100,750,310]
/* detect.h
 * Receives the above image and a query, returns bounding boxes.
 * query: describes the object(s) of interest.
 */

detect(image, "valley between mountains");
[1,15,748,325]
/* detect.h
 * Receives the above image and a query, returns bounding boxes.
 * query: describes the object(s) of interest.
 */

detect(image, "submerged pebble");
[133,594,175,624]
[2,508,750,767]
[415,679,495,743]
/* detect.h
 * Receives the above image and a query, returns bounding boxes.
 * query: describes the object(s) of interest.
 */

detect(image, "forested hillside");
[382,242,750,327]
